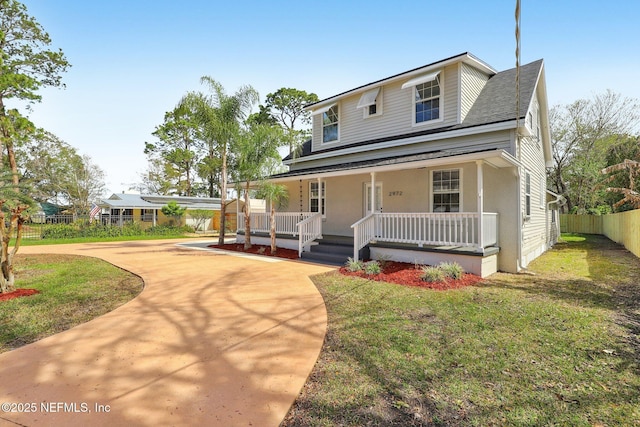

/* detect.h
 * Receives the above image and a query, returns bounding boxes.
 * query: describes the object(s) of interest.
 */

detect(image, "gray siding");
[291,130,513,172]
[519,89,549,266]
[460,62,490,121]
[311,63,460,153]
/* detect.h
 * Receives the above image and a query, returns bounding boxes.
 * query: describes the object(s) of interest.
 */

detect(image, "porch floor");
[237,232,499,257]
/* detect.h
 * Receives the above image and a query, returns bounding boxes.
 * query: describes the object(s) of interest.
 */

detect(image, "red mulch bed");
[208,243,299,260]
[339,261,482,290]
[0,288,40,302]
[207,244,480,290]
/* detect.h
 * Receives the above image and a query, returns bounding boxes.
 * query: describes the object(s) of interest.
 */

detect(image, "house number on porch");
[388,191,403,196]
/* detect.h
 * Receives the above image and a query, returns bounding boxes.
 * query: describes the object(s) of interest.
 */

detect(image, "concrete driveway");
[0,240,333,426]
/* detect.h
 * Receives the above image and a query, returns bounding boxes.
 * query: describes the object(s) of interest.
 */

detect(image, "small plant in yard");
[345,257,364,272]
[439,261,464,279]
[376,254,392,269]
[420,265,446,282]
[364,260,381,275]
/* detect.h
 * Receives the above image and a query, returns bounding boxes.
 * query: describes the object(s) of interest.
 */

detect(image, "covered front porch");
[237,149,519,277]
[237,210,499,276]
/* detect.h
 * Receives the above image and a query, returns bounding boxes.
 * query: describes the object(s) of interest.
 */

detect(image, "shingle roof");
[272,146,502,180]
[283,59,543,163]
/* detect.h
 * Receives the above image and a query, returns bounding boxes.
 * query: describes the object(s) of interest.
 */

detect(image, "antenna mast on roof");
[515,0,521,133]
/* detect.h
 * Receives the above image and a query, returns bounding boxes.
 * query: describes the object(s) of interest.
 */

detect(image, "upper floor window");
[402,69,442,125]
[322,105,339,143]
[357,87,382,118]
[415,80,440,123]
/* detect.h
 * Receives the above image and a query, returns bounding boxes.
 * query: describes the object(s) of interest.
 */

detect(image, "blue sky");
[14,0,640,194]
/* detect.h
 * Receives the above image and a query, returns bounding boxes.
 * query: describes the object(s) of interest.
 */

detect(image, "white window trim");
[321,104,340,145]
[430,168,462,213]
[358,87,383,119]
[364,182,383,215]
[411,72,444,127]
[309,181,326,218]
[524,170,532,218]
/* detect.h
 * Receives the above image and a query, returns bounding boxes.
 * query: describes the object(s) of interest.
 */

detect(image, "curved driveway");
[0,240,332,426]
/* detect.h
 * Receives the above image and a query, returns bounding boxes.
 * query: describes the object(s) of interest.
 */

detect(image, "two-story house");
[237,52,562,277]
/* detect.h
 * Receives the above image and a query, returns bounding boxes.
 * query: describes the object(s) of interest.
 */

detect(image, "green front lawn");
[0,254,143,353]
[283,234,640,426]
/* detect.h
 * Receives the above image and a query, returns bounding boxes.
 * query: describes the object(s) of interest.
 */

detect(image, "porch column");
[317,177,323,216]
[370,172,376,214]
[153,209,157,227]
[476,160,484,253]
[119,209,123,227]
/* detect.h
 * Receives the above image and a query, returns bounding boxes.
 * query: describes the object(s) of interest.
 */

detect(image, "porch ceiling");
[269,148,519,182]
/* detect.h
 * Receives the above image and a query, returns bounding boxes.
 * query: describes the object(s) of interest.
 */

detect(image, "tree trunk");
[270,202,277,255]
[218,149,227,245]
[243,181,252,250]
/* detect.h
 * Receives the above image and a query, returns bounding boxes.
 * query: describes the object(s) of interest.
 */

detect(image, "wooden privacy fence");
[560,209,640,258]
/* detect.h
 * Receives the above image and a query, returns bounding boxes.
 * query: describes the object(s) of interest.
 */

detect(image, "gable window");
[309,181,326,217]
[415,80,440,123]
[402,70,442,125]
[357,87,382,118]
[322,105,339,143]
[432,169,460,212]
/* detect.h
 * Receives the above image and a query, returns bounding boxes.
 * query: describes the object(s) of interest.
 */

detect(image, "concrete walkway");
[0,240,333,426]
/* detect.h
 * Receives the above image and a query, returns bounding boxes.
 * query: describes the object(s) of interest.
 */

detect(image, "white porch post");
[317,177,323,216]
[370,172,376,214]
[119,209,123,227]
[476,160,484,253]
[153,209,157,227]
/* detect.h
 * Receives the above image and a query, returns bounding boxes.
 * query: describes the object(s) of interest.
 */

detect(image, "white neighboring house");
[238,52,563,277]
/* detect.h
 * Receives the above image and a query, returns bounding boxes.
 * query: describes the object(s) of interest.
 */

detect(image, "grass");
[0,254,143,353]
[19,233,200,246]
[283,234,640,426]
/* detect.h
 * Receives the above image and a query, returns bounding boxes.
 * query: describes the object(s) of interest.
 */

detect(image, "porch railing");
[351,212,498,261]
[237,212,314,236]
[297,213,323,256]
[351,213,376,260]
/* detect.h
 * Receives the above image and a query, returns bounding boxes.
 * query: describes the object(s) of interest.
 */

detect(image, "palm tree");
[183,77,258,245]
[257,182,289,254]
[234,123,283,249]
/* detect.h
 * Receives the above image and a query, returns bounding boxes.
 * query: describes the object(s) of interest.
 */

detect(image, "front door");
[365,183,383,215]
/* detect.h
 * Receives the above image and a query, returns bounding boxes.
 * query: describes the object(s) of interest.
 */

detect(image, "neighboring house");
[238,52,563,277]
[100,193,222,229]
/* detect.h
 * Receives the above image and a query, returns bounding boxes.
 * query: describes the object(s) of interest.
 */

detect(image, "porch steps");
[301,241,357,266]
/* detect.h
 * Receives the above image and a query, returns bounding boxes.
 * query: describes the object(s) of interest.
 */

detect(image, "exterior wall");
[518,89,551,268]
[370,247,498,278]
[291,129,513,172]
[311,64,460,153]
[484,164,520,273]
[460,62,490,121]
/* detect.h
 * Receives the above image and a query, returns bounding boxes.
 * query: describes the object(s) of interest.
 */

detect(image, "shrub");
[41,223,77,239]
[420,266,446,283]
[345,257,364,272]
[364,260,381,275]
[439,261,464,280]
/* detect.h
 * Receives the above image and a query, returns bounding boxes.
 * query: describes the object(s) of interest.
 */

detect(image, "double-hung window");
[525,171,532,217]
[415,80,440,123]
[403,70,442,125]
[322,105,339,143]
[310,181,326,216]
[432,169,460,212]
